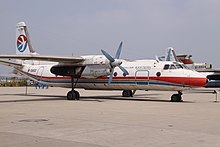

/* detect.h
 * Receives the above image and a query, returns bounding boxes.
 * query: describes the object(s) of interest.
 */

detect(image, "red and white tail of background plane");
[0,22,208,102]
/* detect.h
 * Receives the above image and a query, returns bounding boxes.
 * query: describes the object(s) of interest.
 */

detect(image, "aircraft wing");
[0,60,22,68]
[0,55,84,63]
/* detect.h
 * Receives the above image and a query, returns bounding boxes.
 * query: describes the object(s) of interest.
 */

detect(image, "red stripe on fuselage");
[21,70,206,87]
[150,77,207,87]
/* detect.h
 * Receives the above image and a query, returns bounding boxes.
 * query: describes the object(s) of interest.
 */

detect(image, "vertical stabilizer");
[165,47,179,62]
[16,22,36,55]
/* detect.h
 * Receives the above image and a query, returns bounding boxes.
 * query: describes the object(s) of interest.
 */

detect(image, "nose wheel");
[171,91,183,102]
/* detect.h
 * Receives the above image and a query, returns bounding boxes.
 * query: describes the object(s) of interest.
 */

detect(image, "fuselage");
[16,55,207,92]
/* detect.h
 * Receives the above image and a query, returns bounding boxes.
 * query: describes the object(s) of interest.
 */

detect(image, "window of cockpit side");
[175,64,183,69]
[163,64,170,70]
[170,64,176,69]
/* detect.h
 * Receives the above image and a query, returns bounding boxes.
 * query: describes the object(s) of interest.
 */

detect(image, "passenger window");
[163,64,170,70]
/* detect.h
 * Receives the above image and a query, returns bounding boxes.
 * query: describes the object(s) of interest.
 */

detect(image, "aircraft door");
[36,66,44,78]
[135,70,150,85]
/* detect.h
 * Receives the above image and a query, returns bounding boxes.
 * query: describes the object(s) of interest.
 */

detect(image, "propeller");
[101,41,129,84]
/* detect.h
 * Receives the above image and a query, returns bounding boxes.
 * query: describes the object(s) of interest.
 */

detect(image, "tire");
[67,90,80,100]
[74,91,80,100]
[122,90,132,97]
[67,91,74,100]
[171,94,182,102]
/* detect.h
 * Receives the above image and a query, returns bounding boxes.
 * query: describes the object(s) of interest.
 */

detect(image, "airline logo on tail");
[17,34,27,52]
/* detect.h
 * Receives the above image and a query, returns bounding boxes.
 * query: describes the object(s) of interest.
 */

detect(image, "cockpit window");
[164,63,192,70]
[163,64,170,70]
[182,64,191,70]
[170,64,176,69]
[175,64,183,69]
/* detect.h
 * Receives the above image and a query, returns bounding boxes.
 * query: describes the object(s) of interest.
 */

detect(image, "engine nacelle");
[79,55,111,78]
[81,66,110,78]
[50,55,112,78]
[82,55,108,65]
[50,65,85,78]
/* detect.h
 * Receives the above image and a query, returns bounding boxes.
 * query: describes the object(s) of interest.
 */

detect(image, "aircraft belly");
[75,83,188,91]
[78,84,138,90]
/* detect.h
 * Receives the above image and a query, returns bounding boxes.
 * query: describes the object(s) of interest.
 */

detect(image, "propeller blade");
[118,65,129,75]
[108,69,114,84]
[101,49,115,62]
[101,42,128,84]
[115,41,123,59]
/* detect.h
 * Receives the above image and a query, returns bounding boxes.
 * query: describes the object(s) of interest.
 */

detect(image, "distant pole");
[25,78,28,95]
[213,90,218,103]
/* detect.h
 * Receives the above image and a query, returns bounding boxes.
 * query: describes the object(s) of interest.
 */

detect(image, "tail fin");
[165,47,178,62]
[16,22,36,55]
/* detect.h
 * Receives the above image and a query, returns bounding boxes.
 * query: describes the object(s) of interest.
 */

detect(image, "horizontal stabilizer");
[0,60,22,68]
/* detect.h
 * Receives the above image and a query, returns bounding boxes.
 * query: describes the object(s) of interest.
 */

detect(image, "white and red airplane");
[0,22,208,102]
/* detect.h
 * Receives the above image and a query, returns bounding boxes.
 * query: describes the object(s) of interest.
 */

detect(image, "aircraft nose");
[206,78,209,84]
[194,72,209,87]
[190,76,208,87]
[204,78,209,87]
[203,77,209,87]
[200,77,208,87]
[201,76,208,86]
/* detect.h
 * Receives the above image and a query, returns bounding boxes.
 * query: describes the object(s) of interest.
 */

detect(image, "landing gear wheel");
[75,91,80,100]
[171,94,182,102]
[67,90,80,100]
[67,91,74,100]
[122,90,133,97]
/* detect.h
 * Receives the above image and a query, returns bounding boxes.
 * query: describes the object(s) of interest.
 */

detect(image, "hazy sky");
[1,0,220,73]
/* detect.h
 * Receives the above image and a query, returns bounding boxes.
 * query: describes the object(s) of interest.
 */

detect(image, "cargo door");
[135,70,150,85]
[36,66,44,79]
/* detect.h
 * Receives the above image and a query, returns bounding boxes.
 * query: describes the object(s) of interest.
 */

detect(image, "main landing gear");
[67,77,80,100]
[122,90,136,97]
[171,91,183,102]
[67,90,80,100]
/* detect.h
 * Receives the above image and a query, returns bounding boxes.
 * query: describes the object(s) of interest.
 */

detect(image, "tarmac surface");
[0,87,220,147]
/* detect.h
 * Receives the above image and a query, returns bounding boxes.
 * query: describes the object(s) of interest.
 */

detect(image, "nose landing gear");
[171,91,183,102]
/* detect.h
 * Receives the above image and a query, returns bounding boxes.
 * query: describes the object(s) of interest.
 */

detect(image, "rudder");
[16,22,36,55]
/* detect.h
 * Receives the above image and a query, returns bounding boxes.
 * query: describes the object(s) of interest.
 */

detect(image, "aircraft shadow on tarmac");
[0,93,195,103]
[0,93,65,103]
